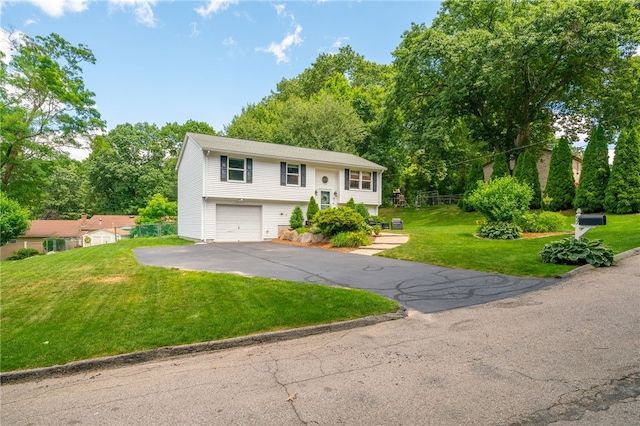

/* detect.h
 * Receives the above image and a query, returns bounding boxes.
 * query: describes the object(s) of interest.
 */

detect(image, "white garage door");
[216,205,262,242]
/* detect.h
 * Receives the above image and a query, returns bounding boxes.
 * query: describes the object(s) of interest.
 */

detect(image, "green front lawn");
[0,238,398,372]
[378,206,640,277]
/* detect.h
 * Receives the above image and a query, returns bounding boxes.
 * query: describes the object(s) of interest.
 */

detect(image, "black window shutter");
[300,164,306,187]
[220,156,227,182]
[246,158,253,183]
[344,169,350,190]
[280,162,286,186]
[373,171,377,192]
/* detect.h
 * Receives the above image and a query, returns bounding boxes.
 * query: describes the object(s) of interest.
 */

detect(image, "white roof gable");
[179,133,386,171]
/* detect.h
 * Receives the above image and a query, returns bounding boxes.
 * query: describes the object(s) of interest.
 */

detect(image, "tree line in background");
[1,0,639,236]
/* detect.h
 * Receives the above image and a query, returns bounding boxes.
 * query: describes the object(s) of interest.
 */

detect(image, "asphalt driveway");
[134,242,562,313]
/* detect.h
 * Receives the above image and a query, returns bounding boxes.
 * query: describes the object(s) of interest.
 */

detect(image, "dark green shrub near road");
[540,237,614,267]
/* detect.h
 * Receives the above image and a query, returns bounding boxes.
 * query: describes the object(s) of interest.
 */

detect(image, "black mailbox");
[578,215,606,226]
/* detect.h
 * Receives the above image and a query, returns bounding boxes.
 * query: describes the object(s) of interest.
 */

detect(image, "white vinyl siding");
[206,156,312,202]
[177,137,204,240]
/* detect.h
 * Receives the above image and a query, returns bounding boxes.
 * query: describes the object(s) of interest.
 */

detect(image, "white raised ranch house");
[176,133,386,242]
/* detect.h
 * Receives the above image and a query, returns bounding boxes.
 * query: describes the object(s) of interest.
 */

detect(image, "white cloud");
[273,4,286,15]
[109,0,157,27]
[258,24,303,64]
[195,0,238,18]
[24,0,88,18]
[0,29,25,64]
[190,22,200,37]
[24,18,38,26]
[331,37,349,50]
[222,36,236,46]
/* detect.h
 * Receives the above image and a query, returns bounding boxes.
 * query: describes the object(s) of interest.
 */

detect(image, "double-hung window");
[280,162,306,187]
[228,158,245,181]
[221,156,253,183]
[287,164,300,185]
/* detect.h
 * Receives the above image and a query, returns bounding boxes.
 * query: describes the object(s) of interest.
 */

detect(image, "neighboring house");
[483,148,582,190]
[176,133,386,242]
[82,228,131,247]
[1,215,138,260]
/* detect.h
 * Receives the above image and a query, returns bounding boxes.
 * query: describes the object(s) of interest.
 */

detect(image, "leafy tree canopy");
[0,193,30,245]
[392,0,640,156]
[1,32,104,197]
[135,193,177,224]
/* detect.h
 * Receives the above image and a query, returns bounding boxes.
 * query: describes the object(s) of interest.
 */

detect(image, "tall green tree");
[391,0,640,154]
[490,152,510,180]
[1,32,104,205]
[604,127,640,214]
[0,193,30,245]
[40,159,92,219]
[544,138,576,211]
[86,123,168,214]
[135,193,177,224]
[513,150,542,209]
[573,126,610,213]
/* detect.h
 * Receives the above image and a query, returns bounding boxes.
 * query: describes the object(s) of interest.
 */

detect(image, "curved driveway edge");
[133,242,563,314]
[0,309,406,384]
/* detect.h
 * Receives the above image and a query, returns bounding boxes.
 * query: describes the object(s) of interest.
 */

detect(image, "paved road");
[2,255,638,425]
[133,242,561,313]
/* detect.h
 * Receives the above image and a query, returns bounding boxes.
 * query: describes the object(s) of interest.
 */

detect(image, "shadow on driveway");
[134,242,562,314]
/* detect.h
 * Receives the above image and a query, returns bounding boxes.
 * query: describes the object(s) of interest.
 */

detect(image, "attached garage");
[216,205,262,242]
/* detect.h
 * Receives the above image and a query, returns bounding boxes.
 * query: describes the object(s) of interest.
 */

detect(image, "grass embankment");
[378,206,640,277]
[1,238,398,372]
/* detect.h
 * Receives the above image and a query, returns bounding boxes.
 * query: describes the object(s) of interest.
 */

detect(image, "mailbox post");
[572,208,606,239]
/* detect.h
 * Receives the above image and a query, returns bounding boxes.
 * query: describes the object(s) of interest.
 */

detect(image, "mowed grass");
[378,206,640,277]
[1,238,398,372]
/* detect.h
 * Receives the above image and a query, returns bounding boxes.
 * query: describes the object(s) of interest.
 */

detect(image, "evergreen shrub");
[513,150,542,209]
[490,152,510,180]
[477,221,522,240]
[604,127,640,214]
[307,196,319,222]
[289,206,304,229]
[573,126,610,213]
[544,138,576,211]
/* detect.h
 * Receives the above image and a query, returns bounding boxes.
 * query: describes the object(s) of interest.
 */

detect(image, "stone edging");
[0,308,407,385]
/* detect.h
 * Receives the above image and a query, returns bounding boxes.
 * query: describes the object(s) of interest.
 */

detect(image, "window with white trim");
[349,170,372,191]
[286,164,300,185]
[228,158,245,181]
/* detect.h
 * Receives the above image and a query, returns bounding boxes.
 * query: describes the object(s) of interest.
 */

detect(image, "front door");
[320,190,331,210]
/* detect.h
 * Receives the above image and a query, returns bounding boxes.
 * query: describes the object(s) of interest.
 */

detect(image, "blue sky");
[1,0,441,137]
